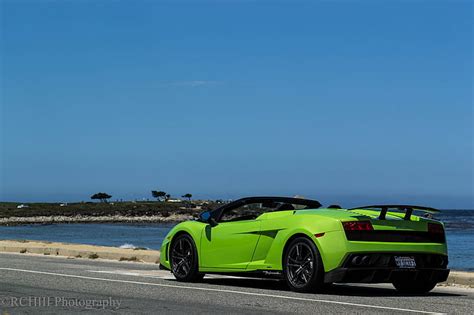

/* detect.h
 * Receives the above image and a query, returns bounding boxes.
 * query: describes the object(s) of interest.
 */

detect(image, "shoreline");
[0,239,161,263]
[0,214,194,226]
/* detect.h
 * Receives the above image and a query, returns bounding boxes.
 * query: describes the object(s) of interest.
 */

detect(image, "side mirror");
[199,211,218,227]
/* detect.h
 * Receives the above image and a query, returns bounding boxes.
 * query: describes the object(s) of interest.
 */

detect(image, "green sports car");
[160,196,449,294]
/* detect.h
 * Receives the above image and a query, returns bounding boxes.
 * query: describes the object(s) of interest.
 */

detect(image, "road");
[0,253,472,314]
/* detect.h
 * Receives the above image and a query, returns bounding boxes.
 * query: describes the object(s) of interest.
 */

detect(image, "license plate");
[394,256,416,268]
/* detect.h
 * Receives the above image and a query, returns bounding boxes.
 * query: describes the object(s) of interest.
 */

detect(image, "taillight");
[342,221,374,231]
[428,223,444,234]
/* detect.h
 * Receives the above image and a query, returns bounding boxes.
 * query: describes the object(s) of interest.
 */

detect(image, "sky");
[0,0,472,208]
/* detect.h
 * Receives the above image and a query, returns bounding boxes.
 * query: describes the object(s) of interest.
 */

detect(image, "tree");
[165,194,171,201]
[151,190,167,202]
[91,192,112,203]
[182,193,192,201]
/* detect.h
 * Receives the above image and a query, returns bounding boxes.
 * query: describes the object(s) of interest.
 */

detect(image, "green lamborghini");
[159,197,449,294]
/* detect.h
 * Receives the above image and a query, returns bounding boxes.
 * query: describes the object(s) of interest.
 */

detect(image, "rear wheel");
[392,279,437,294]
[283,237,324,292]
[170,234,204,282]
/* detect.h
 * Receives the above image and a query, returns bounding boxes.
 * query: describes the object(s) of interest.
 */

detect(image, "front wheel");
[392,279,437,295]
[169,234,204,282]
[283,237,325,293]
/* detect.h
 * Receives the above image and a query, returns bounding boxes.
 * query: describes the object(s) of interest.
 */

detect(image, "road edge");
[0,239,472,287]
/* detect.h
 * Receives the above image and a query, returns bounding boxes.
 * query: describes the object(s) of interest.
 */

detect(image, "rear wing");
[349,205,440,221]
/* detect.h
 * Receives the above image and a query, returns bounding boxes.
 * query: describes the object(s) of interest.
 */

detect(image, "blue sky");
[1,1,472,207]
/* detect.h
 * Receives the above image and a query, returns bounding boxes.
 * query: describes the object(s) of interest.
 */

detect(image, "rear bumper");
[324,252,449,283]
[325,267,450,284]
[324,252,449,284]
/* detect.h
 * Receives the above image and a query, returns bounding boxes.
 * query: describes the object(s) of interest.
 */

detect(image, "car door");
[200,220,261,270]
[199,203,265,270]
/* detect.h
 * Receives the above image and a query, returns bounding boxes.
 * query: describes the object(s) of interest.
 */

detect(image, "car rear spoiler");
[349,205,440,221]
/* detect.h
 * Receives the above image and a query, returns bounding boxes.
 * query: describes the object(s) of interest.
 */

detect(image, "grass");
[119,256,138,262]
[0,201,214,219]
[88,253,99,259]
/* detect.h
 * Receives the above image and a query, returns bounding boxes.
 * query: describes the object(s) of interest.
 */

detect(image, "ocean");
[0,210,472,271]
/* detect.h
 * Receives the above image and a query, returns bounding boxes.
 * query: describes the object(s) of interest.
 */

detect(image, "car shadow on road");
[192,277,465,297]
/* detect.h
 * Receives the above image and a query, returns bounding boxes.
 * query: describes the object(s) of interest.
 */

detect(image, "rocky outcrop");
[0,214,195,226]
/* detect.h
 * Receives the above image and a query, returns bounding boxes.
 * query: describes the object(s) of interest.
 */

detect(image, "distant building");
[17,204,29,209]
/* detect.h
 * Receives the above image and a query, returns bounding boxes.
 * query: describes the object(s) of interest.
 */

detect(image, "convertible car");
[160,196,449,294]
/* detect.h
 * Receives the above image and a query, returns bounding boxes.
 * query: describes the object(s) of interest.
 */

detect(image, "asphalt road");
[0,253,472,314]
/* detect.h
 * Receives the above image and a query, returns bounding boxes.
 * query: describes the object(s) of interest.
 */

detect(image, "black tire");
[169,234,204,282]
[392,279,437,295]
[283,237,325,293]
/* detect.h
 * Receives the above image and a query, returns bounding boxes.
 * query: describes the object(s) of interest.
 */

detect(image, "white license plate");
[394,256,416,269]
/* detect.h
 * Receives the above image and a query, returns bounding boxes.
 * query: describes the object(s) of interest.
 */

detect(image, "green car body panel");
[159,207,448,275]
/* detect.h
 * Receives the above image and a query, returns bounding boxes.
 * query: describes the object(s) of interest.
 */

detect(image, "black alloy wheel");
[283,237,324,292]
[169,234,204,282]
